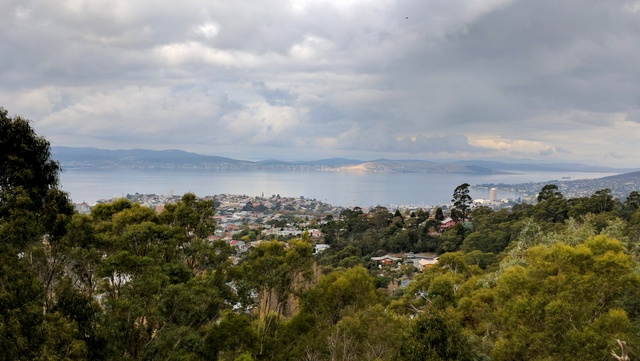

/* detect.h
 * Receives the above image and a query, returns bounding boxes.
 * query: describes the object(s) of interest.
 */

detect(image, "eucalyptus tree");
[451,183,473,221]
[0,107,87,359]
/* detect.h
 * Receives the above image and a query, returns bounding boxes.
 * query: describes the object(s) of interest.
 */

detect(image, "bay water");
[59,169,615,208]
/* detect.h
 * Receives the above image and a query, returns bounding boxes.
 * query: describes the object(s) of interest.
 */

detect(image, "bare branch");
[612,339,630,361]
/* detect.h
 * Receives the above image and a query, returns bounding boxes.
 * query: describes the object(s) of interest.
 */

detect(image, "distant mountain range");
[51,146,639,175]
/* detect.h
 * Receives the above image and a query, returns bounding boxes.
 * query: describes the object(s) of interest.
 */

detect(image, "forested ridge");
[2,107,640,361]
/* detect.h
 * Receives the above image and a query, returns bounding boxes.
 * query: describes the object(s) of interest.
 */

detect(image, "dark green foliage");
[374,275,391,288]
[0,256,47,360]
[299,266,380,325]
[1,109,87,360]
[401,311,478,361]
[0,111,74,252]
[440,223,469,253]
[537,184,562,202]
[0,107,60,217]
[53,278,107,360]
[534,194,569,224]
[451,183,473,221]
[461,208,524,254]
[204,312,258,360]
[463,250,498,270]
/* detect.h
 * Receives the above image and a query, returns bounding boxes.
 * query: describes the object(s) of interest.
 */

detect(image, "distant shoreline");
[52,146,637,175]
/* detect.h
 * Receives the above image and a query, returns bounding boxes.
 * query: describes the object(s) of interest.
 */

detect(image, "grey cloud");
[253,82,296,106]
[2,0,640,166]
[37,85,233,145]
[382,0,640,131]
[538,148,555,157]
[396,134,483,153]
[336,124,483,154]
[570,112,616,127]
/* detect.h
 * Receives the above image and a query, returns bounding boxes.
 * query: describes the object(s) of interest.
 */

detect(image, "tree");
[0,107,60,213]
[299,266,380,326]
[451,183,472,221]
[532,184,571,225]
[1,107,72,254]
[588,188,615,214]
[0,108,86,359]
[621,191,640,220]
[204,311,258,360]
[328,305,403,361]
[239,238,315,356]
[485,236,640,360]
[160,192,216,242]
[368,206,393,229]
[401,310,477,361]
[537,184,562,202]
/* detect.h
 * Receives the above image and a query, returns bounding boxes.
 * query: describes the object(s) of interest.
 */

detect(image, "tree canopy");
[452,183,473,221]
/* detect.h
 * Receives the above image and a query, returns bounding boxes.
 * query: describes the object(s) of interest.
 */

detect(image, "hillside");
[51,146,633,175]
[477,169,640,201]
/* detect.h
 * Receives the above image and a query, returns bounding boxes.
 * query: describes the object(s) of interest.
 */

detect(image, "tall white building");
[489,188,497,202]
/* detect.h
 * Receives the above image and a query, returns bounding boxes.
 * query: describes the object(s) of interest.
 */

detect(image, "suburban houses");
[74,192,478,288]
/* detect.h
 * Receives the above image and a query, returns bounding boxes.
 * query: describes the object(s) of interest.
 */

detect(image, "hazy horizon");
[52,146,640,172]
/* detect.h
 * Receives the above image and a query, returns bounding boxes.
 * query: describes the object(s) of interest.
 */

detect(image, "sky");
[2,0,640,166]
